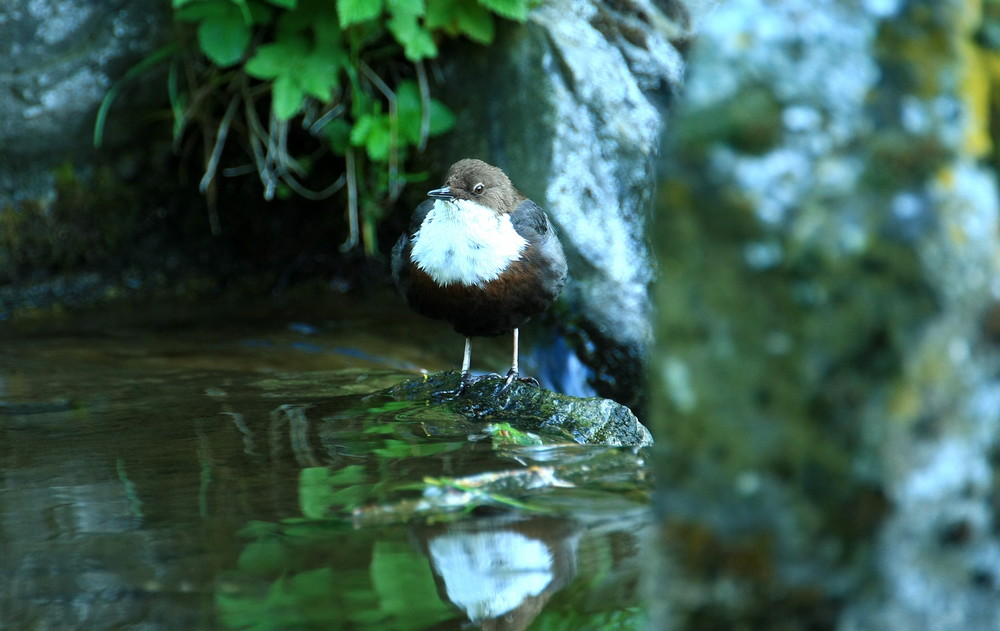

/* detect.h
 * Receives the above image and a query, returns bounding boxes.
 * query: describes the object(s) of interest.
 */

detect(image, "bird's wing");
[409,199,435,234]
[392,199,435,283]
[509,199,552,241]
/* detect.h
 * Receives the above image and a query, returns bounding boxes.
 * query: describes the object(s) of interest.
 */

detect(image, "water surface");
[0,292,650,630]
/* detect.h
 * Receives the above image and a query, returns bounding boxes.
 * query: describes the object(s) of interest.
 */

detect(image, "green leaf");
[313,20,348,67]
[338,0,383,27]
[456,0,494,42]
[300,55,341,101]
[178,1,270,24]
[197,11,251,66]
[423,0,450,29]
[247,0,277,22]
[350,113,393,161]
[278,0,338,38]
[272,73,306,120]
[427,98,455,135]
[246,35,341,115]
[317,28,346,55]
[395,80,425,144]
[395,80,422,145]
[244,38,309,79]
[264,0,298,7]
[325,118,352,154]
[386,0,425,18]
[426,0,494,43]
[350,113,374,146]
[477,0,528,21]
[230,0,254,24]
[387,11,437,61]
[395,80,454,145]
[174,0,228,21]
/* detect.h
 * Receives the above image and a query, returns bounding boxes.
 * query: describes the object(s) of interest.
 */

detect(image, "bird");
[392,158,568,389]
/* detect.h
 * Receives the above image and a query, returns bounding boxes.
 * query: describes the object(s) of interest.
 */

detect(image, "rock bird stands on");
[392,158,568,388]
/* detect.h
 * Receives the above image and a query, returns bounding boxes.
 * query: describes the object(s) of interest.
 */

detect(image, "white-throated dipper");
[392,158,567,388]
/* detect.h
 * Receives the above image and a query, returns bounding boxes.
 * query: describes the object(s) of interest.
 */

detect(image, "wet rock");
[651,0,1000,629]
[383,371,653,447]
[0,0,170,207]
[424,0,689,412]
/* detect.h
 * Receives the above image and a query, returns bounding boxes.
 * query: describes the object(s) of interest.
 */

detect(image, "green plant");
[168,0,531,254]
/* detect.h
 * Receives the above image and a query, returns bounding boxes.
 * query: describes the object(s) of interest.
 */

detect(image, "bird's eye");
[472,183,485,195]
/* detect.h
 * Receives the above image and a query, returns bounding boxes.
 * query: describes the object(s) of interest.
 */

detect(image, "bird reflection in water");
[416,515,580,631]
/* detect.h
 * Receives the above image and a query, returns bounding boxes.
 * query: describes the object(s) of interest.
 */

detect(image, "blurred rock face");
[652,0,1000,629]
[428,0,689,411]
[0,0,170,206]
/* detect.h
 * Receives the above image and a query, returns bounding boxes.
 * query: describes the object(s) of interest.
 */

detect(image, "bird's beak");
[427,186,455,200]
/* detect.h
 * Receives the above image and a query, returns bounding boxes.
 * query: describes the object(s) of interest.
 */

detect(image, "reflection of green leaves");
[528,608,647,631]
[236,537,291,574]
[371,540,454,628]
[300,465,370,518]
[218,567,343,630]
[217,526,456,631]
[363,423,398,434]
[372,439,463,459]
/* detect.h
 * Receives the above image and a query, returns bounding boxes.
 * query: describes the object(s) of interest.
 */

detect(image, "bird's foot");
[499,369,540,393]
[432,371,476,399]
[465,371,503,385]
[458,370,505,391]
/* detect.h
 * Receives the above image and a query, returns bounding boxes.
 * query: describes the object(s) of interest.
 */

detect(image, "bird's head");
[427,159,523,215]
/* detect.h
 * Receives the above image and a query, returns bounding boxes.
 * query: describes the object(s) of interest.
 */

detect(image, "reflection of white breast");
[411,199,527,287]
[428,530,553,621]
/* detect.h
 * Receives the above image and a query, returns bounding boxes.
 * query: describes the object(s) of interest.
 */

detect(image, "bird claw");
[432,371,474,399]
[436,370,539,398]
[499,369,540,393]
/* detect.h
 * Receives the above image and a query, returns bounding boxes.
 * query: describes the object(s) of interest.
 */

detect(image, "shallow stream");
[0,289,651,630]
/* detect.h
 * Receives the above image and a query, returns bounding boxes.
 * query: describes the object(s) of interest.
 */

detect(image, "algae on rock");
[384,371,653,448]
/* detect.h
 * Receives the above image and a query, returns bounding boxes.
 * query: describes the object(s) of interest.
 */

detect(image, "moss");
[863,130,952,191]
[384,371,652,446]
[673,85,784,155]
[0,164,141,285]
[875,2,964,97]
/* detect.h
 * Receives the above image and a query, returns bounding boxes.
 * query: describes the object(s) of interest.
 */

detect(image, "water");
[0,290,650,630]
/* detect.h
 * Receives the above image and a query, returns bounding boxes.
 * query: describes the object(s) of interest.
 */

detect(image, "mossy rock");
[383,371,653,447]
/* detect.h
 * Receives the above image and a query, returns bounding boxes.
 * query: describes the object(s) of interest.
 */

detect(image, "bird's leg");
[434,337,474,399]
[504,328,520,384]
[502,328,539,389]
[460,336,474,386]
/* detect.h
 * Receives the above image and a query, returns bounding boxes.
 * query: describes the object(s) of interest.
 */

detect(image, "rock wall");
[0,0,170,206]
[651,0,1000,628]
